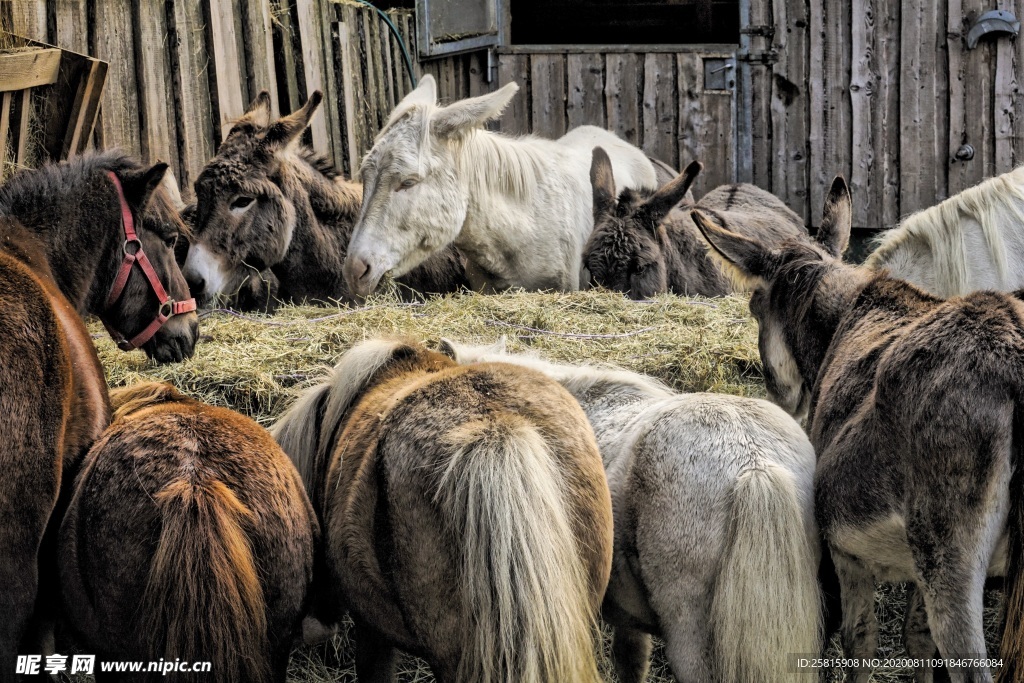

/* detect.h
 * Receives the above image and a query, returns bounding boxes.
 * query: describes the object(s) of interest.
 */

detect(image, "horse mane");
[271,339,415,496]
[110,382,188,420]
[864,165,1024,294]
[0,149,140,214]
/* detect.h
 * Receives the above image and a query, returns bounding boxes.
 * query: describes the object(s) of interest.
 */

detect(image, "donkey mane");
[298,147,342,180]
[271,339,412,494]
[0,150,139,214]
[865,165,1024,294]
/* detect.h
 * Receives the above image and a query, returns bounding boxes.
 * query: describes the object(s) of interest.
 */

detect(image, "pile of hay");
[89,290,1004,683]
[94,290,765,424]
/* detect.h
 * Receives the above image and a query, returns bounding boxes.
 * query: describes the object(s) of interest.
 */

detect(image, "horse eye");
[396,177,419,191]
[230,195,255,210]
[164,235,177,248]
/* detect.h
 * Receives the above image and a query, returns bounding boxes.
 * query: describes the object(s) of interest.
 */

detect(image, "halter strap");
[102,171,196,351]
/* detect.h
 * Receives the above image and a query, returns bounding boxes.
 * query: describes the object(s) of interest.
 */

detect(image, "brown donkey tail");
[143,478,269,683]
[1000,405,1024,682]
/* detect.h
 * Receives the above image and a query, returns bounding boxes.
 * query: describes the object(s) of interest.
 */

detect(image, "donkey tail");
[999,405,1024,681]
[434,415,601,683]
[142,478,269,683]
[711,462,822,683]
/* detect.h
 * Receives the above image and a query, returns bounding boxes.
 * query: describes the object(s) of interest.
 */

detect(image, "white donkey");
[441,339,822,683]
[343,76,657,296]
[865,165,1024,296]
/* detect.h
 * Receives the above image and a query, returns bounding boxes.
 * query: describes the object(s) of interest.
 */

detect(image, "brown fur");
[187,91,468,311]
[58,383,317,683]
[272,339,613,682]
[696,178,1024,682]
[584,148,806,299]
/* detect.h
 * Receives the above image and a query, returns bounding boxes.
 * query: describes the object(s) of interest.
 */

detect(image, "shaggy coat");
[695,178,1024,683]
[584,147,806,299]
[0,153,196,678]
[59,383,317,683]
[184,91,467,311]
[442,340,822,683]
[272,339,614,683]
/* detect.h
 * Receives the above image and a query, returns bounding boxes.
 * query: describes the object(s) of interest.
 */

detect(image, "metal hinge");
[740,24,776,39]
[738,49,779,65]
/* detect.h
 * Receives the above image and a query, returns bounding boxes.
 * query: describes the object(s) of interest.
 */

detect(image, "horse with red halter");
[0,151,197,678]
[59,383,316,683]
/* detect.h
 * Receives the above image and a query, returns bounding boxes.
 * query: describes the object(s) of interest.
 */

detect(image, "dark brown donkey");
[273,338,613,682]
[59,382,317,683]
[694,178,1024,683]
[0,152,196,679]
[584,146,806,299]
[183,91,468,312]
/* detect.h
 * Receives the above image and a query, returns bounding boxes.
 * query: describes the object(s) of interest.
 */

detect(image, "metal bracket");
[966,10,1020,49]
[740,24,776,40]
[737,49,779,65]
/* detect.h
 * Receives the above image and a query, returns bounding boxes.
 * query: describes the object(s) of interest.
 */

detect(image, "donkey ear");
[400,74,438,109]
[234,90,273,130]
[816,176,852,257]
[590,147,617,221]
[119,162,170,213]
[265,90,323,148]
[430,82,519,138]
[692,209,774,286]
[642,160,703,225]
[159,168,186,210]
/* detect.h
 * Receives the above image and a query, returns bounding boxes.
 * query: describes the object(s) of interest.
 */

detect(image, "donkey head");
[692,177,855,419]
[185,90,322,307]
[344,75,519,297]
[583,147,701,300]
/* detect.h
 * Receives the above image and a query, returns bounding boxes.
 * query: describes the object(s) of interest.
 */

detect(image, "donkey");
[693,178,1024,683]
[584,147,806,299]
[0,152,196,679]
[184,90,467,312]
[865,164,1024,297]
[442,339,822,683]
[344,75,657,295]
[272,338,613,682]
[59,382,316,682]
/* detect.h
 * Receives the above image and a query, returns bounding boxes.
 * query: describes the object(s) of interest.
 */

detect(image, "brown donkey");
[584,146,806,299]
[272,338,613,682]
[0,153,197,680]
[694,179,1024,683]
[183,91,468,311]
[59,383,317,682]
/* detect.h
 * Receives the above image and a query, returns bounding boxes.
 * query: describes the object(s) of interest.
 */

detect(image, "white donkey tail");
[434,414,601,683]
[711,462,822,682]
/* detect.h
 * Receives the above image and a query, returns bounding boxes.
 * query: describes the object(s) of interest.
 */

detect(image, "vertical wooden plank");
[135,1,179,168]
[605,53,640,146]
[94,0,141,156]
[468,50,492,98]
[294,0,329,153]
[1011,0,1024,169]
[949,0,995,193]
[55,0,88,53]
[497,53,530,134]
[677,53,711,194]
[851,0,900,230]
[404,13,422,83]
[242,0,281,118]
[389,9,414,97]
[273,0,302,115]
[0,92,10,175]
[316,0,344,167]
[994,0,1019,173]
[770,0,811,221]
[8,0,47,41]
[379,11,396,111]
[338,8,364,176]
[530,54,566,139]
[14,88,30,164]
[900,0,948,212]
[170,0,215,192]
[61,59,107,158]
[567,53,604,130]
[207,0,247,137]
[747,0,773,189]
[699,90,735,192]
[809,0,852,225]
[642,53,677,167]
[361,5,385,129]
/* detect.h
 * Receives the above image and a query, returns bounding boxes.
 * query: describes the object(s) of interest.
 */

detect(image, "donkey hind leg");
[905,584,948,683]
[832,549,878,683]
[353,618,398,683]
[660,604,713,682]
[914,564,991,683]
[610,626,652,683]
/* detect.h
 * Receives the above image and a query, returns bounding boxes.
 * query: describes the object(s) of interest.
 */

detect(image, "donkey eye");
[230,195,255,210]
[164,235,177,248]
[396,177,419,191]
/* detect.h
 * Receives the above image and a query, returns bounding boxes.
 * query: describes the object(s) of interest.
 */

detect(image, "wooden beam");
[0,91,11,176]
[207,0,247,138]
[62,58,108,157]
[0,48,60,92]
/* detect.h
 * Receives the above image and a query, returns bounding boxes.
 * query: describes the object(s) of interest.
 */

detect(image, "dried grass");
[87,290,1004,683]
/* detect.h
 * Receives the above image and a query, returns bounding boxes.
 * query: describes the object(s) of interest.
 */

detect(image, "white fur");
[346,76,657,295]
[182,243,231,299]
[865,165,1024,296]
[444,340,822,682]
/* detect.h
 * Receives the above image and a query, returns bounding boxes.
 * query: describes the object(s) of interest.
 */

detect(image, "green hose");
[355,0,419,87]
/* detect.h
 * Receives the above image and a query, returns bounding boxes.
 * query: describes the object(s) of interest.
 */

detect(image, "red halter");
[102,171,196,351]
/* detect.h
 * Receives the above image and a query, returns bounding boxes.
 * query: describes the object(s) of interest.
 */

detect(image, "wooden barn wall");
[753,0,1024,229]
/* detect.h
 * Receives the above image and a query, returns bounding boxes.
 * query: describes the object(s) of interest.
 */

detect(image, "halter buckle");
[123,238,142,256]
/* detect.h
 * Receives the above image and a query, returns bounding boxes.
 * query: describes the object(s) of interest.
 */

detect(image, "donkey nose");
[186,274,205,298]
[350,257,371,283]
